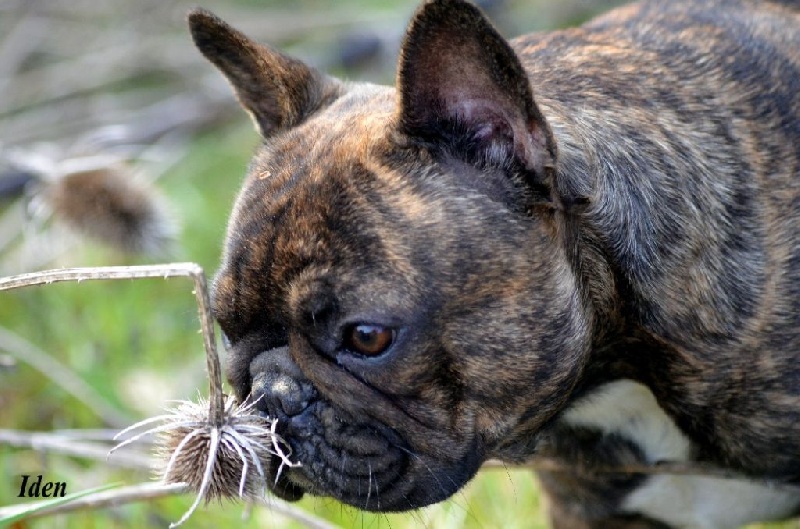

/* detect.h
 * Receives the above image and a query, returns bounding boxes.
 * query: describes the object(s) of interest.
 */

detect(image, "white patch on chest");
[561,379,800,529]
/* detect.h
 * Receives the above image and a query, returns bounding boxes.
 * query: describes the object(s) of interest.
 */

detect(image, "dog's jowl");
[188,0,800,527]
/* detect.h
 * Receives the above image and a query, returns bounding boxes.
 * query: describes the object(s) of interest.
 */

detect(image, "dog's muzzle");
[247,347,411,510]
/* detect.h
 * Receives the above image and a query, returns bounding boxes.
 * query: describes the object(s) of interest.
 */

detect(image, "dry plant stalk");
[0,481,339,529]
[0,263,298,527]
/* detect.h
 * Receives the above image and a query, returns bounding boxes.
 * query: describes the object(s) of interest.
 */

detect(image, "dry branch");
[0,481,340,529]
[483,457,800,486]
[0,263,225,425]
[0,429,151,469]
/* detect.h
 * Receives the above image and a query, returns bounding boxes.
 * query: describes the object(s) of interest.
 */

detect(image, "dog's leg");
[540,476,672,529]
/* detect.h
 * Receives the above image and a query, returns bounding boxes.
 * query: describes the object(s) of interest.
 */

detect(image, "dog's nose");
[249,347,317,420]
[252,370,315,418]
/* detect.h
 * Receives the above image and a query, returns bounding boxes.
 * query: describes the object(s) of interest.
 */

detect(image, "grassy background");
[0,1,797,528]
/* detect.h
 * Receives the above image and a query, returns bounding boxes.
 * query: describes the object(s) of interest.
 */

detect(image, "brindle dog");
[188,1,800,527]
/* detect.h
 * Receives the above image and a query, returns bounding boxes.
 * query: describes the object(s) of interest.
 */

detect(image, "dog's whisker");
[397,446,457,507]
[366,461,373,510]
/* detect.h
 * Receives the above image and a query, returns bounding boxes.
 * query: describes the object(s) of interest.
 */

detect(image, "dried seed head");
[42,165,176,257]
[112,394,299,528]
[156,397,275,501]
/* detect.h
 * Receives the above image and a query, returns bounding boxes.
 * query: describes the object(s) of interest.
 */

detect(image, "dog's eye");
[344,324,395,356]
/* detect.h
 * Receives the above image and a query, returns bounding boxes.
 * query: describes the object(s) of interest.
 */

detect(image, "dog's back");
[519,1,800,527]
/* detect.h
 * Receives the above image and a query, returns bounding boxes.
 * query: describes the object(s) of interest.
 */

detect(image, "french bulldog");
[188,0,800,526]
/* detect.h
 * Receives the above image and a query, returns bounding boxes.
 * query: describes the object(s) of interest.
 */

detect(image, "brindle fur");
[189,0,800,526]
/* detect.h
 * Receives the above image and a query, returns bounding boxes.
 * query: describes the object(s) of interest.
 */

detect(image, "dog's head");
[189,0,590,511]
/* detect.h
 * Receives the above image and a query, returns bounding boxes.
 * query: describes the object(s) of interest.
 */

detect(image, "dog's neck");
[542,107,676,389]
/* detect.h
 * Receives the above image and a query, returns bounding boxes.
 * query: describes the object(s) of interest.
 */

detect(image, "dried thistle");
[111,395,299,528]
[42,164,176,257]
[5,145,177,257]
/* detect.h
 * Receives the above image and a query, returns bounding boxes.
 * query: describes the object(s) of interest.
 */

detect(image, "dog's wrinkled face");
[190,0,590,511]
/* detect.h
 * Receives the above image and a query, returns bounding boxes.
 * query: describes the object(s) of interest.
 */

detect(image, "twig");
[0,326,131,428]
[0,481,341,529]
[0,482,186,521]
[483,457,800,486]
[0,429,151,469]
[0,36,198,115]
[1,87,235,147]
[0,15,49,80]
[23,428,128,441]
[0,263,225,426]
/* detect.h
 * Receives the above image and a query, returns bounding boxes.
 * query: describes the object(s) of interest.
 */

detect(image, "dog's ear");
[188,9,341,137]
[397,0,557,203]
